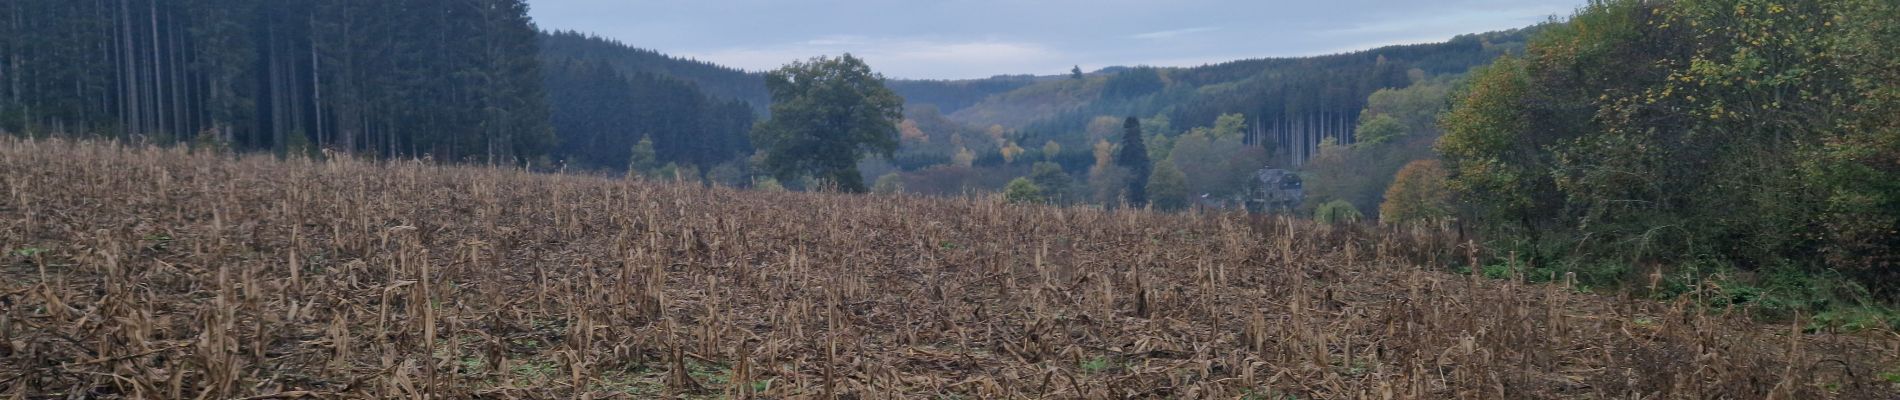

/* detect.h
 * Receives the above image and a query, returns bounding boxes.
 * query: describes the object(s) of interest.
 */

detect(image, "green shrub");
[1314,200,1362,226]
[872,172,904,194]
[1003,177,1044,204]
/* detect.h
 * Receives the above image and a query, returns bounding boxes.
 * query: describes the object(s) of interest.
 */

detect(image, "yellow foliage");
[953,146,976,168]
[1001,141,1025,164]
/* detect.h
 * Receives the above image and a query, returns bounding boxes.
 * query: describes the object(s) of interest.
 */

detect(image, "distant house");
[1247,169,1303,213]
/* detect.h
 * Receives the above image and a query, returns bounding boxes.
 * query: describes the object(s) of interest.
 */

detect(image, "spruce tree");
[1116,116,1151,205]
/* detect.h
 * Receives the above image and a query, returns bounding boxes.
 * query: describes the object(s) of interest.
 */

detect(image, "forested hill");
[536,32,1046,116]
[0,0,553,163]
[3,1,1529,176]
[886,77,1047,115]
[538,35,756,172]
[539,31,770,112]
[959,28,1538,166]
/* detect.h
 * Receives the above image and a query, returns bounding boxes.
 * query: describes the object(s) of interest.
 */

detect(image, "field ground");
[2,138,1897,399]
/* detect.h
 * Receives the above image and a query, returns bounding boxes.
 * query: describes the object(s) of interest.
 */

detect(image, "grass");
[1461,250,1900,333]
[9,246,45,257]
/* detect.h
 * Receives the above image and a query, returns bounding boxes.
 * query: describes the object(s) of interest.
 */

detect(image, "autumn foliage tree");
[1439,0,1900,296]
[1379,159,1452,226]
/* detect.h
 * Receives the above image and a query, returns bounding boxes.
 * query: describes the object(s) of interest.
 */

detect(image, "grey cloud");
[528,0,1581,79]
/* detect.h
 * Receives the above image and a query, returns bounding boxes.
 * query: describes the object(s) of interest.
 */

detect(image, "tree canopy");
[1379,159,1452,226]
[751,54,905,192]
[1117,116,1151,205]
[1439,0,1900,295]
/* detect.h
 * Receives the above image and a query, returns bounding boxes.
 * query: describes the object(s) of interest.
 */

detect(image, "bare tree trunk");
[119,0,139,136]
[311,14,323,150]
[267,22,283,152]
[148,0,162,137]
[5,0,19,110]
[169,7,183,138]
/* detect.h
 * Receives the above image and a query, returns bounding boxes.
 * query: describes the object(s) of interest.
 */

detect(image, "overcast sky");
[526,0,1583,80]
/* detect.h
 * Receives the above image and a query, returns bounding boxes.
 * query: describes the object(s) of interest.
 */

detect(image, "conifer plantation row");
[0,0,552,162]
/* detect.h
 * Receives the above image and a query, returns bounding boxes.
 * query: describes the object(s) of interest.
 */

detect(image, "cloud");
[685,37,1061,79]
[1129,26,1222,40]
[803,35,871,46]
[530,0,1589,79]
[1320,7,1563,38]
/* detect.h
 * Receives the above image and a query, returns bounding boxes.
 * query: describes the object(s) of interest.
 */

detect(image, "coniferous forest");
[0,0,554,163]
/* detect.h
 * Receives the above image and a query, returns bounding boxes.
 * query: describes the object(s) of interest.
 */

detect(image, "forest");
[0,0,553,162]
[1439,0,1900,305]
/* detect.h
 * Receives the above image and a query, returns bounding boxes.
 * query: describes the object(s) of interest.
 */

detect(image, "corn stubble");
[0,138,1895,399]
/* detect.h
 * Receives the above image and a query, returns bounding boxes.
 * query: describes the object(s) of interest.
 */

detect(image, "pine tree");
[1117,116,1151,205]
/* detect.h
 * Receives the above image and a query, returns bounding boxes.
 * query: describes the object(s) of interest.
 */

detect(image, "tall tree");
[1146,159,1188,211]
[750,54,903,192]
[1117,116,1151,205]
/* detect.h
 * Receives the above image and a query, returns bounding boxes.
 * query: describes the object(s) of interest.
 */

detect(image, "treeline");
[871,29,1535,208]
[539,31,769,113]
[0,0,553,162]
[1300,76,1456,221]
[1441,0,1900,298]
[539,31,1041,118]
[887,77,1042,116]
[539,45,753,171]
[994,28,1537,170]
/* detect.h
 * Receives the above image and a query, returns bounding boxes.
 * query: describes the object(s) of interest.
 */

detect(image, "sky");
[526,0,1584,80]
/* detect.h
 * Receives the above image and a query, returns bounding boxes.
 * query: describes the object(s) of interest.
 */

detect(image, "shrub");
[1004,177,1044,204]
[1379,159,1452,226]
[1315,200,1363,226]
[872,172,905,194]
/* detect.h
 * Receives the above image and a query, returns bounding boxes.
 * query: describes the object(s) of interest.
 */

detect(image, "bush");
[1438,0,1900,299]
[1028,162,1074,203]
[872,172,905,194]
[1314,200,1362,226]
[1004,177,1044,204]
[1145,159,1189,211]
[1379,159,1452,226]
[753,177,786,192]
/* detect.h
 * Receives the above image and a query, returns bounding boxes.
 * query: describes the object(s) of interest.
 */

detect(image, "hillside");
[539,38,756,171]
[2,138,1895,398]
[539,32,1045,116]
[533,28,1537,184]
[955,28,1538,166]
[541,31,773,112]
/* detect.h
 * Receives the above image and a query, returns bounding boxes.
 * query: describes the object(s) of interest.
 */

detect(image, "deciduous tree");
[751,54,904,192]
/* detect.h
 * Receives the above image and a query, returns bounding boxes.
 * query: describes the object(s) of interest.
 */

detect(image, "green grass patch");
[1080,356,1114,374]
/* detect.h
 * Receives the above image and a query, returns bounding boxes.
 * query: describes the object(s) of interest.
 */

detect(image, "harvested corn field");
[1,138,1896,399]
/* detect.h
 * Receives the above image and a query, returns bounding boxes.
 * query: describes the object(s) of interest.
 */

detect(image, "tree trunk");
[149,0,162,137]
[310,13,323,150]
[119,0,139,136]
